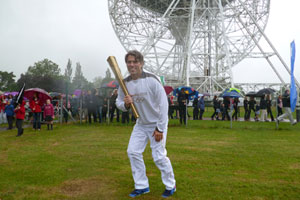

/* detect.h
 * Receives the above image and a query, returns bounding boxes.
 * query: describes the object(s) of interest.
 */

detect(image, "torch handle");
[107,56,139,119]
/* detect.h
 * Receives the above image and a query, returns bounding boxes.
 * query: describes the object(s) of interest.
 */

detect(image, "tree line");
[0,58,114,93]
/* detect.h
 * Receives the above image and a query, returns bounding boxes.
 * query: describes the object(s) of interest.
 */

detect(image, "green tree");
[16,59,64,92]
[101,68,114,85]
[64,59,73,82]
[0,71,17,91]
[72,62,89,90]
[93,76,103,88]
[27,59,61,77]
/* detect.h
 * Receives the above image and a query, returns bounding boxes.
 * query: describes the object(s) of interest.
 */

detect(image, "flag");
[15,83,26,107]
[290,41,297,112]
[160,76,165,86]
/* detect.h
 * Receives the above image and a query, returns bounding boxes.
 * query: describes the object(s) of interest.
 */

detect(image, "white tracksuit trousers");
[127,123,176,190]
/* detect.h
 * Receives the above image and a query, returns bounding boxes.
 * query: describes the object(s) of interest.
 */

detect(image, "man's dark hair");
[125,50,144,64]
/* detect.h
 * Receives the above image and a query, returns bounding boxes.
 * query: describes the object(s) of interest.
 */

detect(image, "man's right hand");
[124,95,133,109]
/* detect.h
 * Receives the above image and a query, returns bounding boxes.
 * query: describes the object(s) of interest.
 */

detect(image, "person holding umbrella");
[15,101,25,137]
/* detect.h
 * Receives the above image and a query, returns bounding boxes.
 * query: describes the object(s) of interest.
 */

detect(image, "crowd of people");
[166,89,297,125]
[0,86,297,137]
[0,87,139,136]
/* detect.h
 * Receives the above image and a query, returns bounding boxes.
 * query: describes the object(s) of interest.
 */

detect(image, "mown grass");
[0,119,300,200]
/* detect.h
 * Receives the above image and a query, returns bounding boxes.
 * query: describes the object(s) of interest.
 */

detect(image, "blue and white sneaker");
[129,187,150,197]
[162,186,176,198]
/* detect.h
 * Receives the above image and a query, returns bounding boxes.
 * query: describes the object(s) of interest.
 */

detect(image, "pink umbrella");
[164,86,173,95]
[24,88,52,105]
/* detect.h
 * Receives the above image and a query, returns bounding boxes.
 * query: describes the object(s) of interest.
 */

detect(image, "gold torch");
[107,56,139,119]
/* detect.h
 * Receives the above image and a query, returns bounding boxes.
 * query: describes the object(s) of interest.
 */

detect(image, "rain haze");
[0,0,299,85]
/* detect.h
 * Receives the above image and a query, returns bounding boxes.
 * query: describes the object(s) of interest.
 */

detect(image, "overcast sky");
[0,0,299,85]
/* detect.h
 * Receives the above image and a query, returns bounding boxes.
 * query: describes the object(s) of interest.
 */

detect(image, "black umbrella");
[245,91,261,97]
[256,88,276,96]
[15,83,26,107]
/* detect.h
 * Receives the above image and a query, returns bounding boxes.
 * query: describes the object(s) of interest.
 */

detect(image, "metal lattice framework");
[108,0,271,93]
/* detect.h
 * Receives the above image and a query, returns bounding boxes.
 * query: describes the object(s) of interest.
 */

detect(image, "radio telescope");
[108,0,272,92]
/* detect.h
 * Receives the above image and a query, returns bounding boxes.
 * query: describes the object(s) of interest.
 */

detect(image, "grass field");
[1,119,300,200]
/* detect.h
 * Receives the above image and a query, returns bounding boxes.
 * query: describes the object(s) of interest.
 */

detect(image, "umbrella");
[73,89,82,97]
[49,92,61,99]
[221,88,241,98]
[173,86,199,100]
[102,80,119,88]
[24,88,52,104]
[228,88,241,93]
[164,86,173,95]
[4,91,19,96]
[199,92,210,97]
[245,91,261,97]
[256,88,276,96]
[15,83,26,106]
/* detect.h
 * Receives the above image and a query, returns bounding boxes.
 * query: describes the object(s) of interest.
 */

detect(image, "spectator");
[178,88,189,125]
[109,89,120,122]
[5,100,15,130]
[96,89,104,123]
[86,89,97,123]
[255,104,260,122]
[266,94,274,121]
[223,97,230,121]
[44,99,54,130]
[277,95,283,117]
[247,96,256,120]
[121,110,130,124]
[192,96,199,120]
[30,95,42,131]
[15,101,25,137]
[243,97,249,121]
[260,95,268,122]
[102,97,108,122]
[168,95,174,119]
[211,95,218,120]
[232,97,240,121]
[0,96,7,124]
[198,96,205,120]
[220,103,226,120]
[276,90,297,125]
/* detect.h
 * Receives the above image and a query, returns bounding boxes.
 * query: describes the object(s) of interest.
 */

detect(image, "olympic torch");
[107,56,139,119]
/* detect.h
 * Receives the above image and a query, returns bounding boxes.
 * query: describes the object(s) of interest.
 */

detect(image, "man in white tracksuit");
[116,50,176,198]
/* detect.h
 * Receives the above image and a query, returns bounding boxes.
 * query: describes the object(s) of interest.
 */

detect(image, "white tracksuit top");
[116,71,169,131]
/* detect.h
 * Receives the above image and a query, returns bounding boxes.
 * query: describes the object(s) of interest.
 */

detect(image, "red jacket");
[43,104,54,118]
[15,103,25,120]
[30,100,42,113]
[0,100,6,112]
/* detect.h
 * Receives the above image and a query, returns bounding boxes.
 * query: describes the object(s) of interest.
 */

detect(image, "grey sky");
[0,0,299,84]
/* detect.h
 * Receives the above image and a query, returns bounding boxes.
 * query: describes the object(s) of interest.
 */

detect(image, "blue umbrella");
[173,86,198,100]
[221,89,241,98]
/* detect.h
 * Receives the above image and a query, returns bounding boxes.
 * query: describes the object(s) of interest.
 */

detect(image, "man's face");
[126,55,143,77]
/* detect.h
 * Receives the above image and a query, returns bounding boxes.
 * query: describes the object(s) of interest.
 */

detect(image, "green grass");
[0,120,300,200]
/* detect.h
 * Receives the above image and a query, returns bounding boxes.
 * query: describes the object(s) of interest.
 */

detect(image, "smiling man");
[116,50,176,198]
